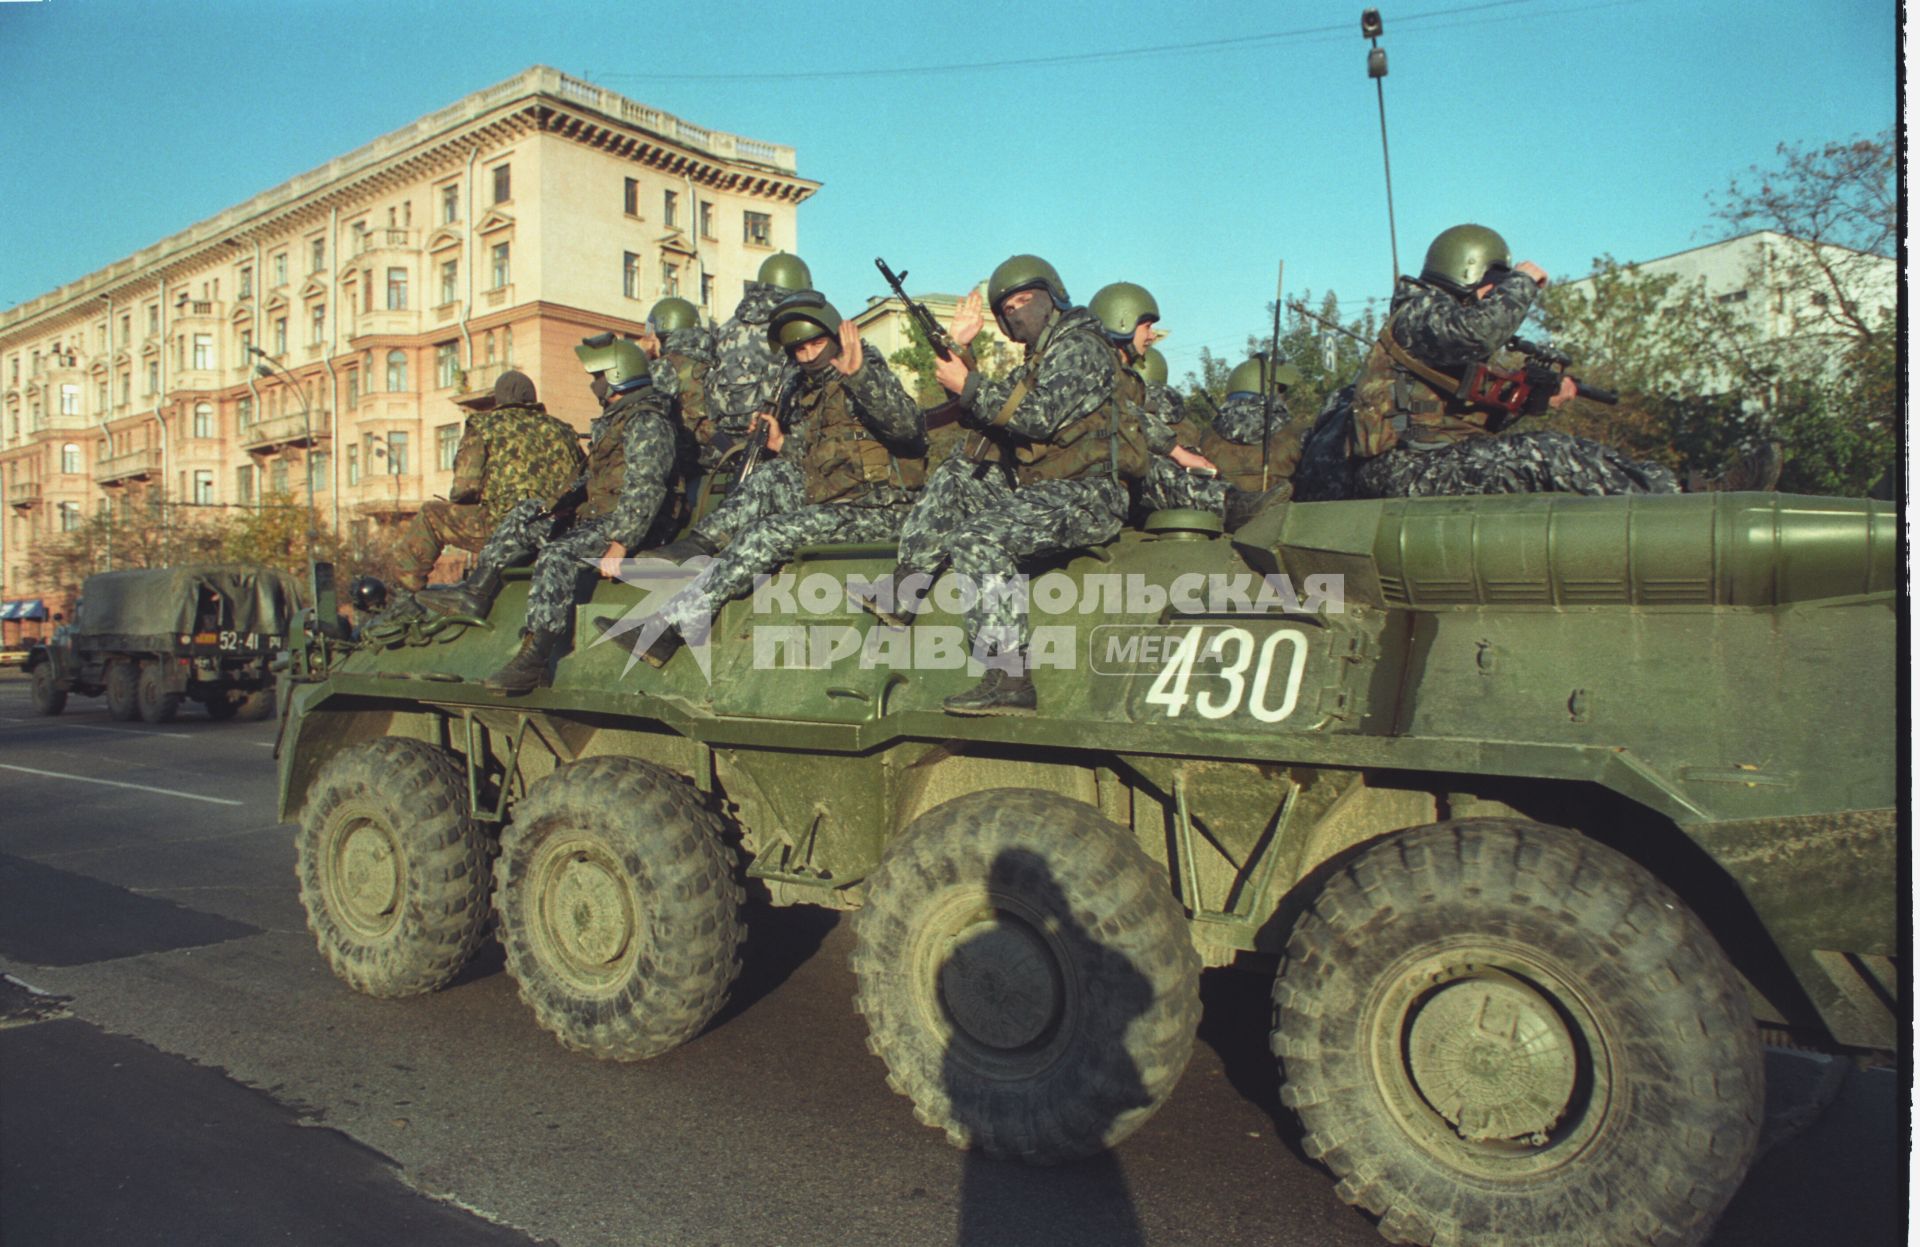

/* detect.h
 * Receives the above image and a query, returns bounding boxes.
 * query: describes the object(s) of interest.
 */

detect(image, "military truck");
[276,492,1897,1247]
[27,564,301,723]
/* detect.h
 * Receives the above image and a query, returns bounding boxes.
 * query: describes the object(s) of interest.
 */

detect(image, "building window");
[492,163,511,203]
[701,273,714,308]
[193,470,215,506]
[437,422,460,470]
[239,328,252,361]
[503,326,513,363]
[1715,289,1749,305]
[60,384,78,416]
[61,442,80,474]
[310,305,325,345]
[663,189,678,228]
[387,430,410,475]
[624,177,640,216]
[236,464,255,505]
[59,501,81,532]
[623,252,641,299]
[347,445,360,485]
[274,317,287,356]
[490,243,510,289]
[439,259,458,305]
[119,371,131,403]
[193,333,213,369]
[96,378,107,411]
[147,304,159,335]
[386,350,409,392]
[744,211,772,247]
[272,252,287,286]
[699,200,714,239]
[311,237,325,273]
[435,342,459,389]
[386,267,409,310]
[193,404,213,438]
[309,451,329,492]
[345,368,360,410]
[146,361,158,394]
[660,261,679,297]
[119,313,130,343]
[237,396,253,428]
[271,458,289,495]
[238,267,253,299]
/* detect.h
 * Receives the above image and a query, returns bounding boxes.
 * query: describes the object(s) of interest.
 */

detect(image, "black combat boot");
[416,564,503,619]
[854,563,932,630]
[482,629,560,694]
[591,614,684,669]
[942,667,1037,717]
[643,531,721,563]
[1688,442,1783,493]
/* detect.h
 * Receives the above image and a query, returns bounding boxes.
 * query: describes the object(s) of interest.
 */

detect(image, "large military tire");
[494,757,743,1061]
[235,688,276,721]
[28,665,65,716]
[136,663,181,724]
[1272,819,1763,1247]
[104,660,138,721]
[202,695,240,721]
[851,788,1201,1164]
[296,738,493,998]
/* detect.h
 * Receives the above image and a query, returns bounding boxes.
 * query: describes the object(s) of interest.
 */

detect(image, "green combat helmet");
[1420,224,1513,295]
[768,290,843,349]
[757,252,813,293]
[648,297,701,336]
[1089,281,1161,344]
[1141,346,1169,387]
[574,332,652,393]
[1226,353,1302,399]
[986,254,1069,310]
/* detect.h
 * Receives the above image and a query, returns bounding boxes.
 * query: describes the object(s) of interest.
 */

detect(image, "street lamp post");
[249,348,320,567]
[1362,8,1401,284]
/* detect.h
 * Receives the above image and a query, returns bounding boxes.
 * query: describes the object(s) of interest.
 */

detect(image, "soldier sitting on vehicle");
[1084,283,1220,521]
[1195,354,1307,528]
[389,370,585,592]
[416,335,680,693]
[594,291,926,668]
[1298,224,1778,500]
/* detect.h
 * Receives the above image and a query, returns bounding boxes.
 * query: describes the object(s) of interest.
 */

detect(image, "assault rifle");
[875,256,976,435]
[1461,338,1619,422]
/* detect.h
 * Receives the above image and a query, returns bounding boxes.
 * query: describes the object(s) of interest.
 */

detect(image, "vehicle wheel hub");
[1405,970,1577,1144]
[940,915,1063,1051]
[335,819,400,935]
[545,850,635,973]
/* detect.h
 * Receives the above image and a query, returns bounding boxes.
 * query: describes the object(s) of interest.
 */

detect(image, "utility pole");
[1362,9,1401,284]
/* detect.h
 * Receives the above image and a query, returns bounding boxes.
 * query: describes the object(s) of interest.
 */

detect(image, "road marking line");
[0,717,190,739]
[0,763,245,806]
[248,742,276,749]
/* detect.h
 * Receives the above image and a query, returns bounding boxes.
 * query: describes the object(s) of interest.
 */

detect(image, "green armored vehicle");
[277,492,1897,1247]
[28,563,300,723]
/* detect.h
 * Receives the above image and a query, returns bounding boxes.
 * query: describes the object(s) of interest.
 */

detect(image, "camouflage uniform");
[1347,275,1680,499]
[468,384,678,636]
[391,402,585,589]
[655,343,925,639]
[688,455,806,548]
[704,283,795,439]
[1137,381,1227,514]
[897,307,1136,666]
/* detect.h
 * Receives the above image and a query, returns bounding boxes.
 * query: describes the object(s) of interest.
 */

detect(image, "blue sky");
[0,0,1897,386]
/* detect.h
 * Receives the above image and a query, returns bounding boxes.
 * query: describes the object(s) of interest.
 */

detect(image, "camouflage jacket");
[449,403,587,527]
[647,325,717,399]
[1198,393,1302,494]
[1349,273,1540,456]
[777,342,928,506]
[574,384,679,551]
[959,308,1151,483]
[704,282,794,432]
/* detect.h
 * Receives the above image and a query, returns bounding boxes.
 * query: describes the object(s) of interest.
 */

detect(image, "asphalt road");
[0,673,1904,1247]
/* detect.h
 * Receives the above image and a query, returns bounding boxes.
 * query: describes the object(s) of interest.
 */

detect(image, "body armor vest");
[1196,420,1298,494]
[1349,310,1505,456]
[576,395,649,523]
[789,376,926,507]
[991,326,1151,486]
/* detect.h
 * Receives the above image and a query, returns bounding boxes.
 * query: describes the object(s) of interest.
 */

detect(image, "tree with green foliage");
[888,315,1010,408]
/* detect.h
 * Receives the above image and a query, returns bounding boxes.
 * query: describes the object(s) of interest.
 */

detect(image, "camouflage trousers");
[392,500,493,590]
[1137,457,1228,516]
[903,461,1126,666]
[660,501,910,640]
[469,503,612,638]
[1355,430,1682,499]
[690,455,805,547]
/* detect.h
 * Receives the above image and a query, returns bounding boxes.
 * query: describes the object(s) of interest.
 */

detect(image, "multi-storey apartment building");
[0,66,817,623]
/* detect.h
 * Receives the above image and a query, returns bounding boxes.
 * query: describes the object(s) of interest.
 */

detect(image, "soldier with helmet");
[387,369,585,591]
[1331,224,1704,499]
[866,255,1154,716]
[416,333,680,693]
[595,291,925,668]
[1087,283,1221,518]
[1198,353,1307,525]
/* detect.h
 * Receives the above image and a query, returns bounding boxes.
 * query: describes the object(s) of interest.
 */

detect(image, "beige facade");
[850,289,1019,398]
[0,65,816,616]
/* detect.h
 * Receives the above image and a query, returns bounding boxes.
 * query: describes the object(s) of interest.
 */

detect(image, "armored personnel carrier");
[27,563,299,722]
[277,492,1897,1247]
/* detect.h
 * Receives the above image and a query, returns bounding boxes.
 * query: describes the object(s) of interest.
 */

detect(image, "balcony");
[242,409,332,453]
[455,361,514,407]
[7,481,41,509]
[351,493,425,519]
[97,447,160,485]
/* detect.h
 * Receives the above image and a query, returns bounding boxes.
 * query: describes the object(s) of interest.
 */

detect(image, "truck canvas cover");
[76,565,302,643]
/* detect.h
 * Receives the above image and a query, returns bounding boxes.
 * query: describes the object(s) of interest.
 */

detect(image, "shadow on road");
[709,901,840,1028]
